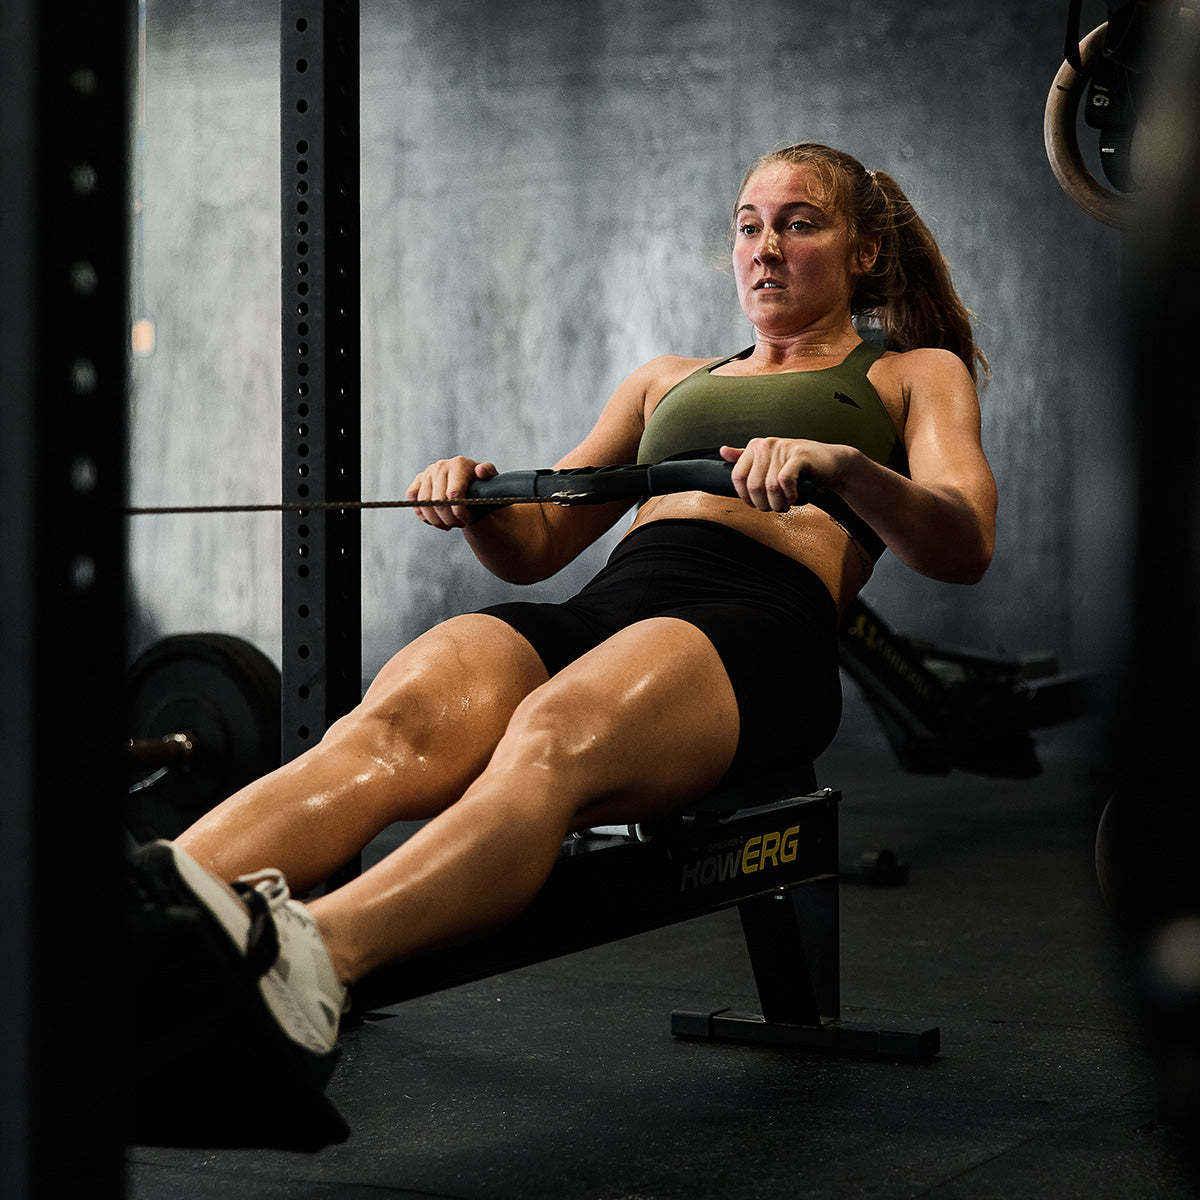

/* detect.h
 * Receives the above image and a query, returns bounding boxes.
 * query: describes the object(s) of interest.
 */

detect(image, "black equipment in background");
[1063,0,1175,191]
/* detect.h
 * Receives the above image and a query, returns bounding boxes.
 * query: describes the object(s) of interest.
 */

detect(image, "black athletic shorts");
[477,519,842,782]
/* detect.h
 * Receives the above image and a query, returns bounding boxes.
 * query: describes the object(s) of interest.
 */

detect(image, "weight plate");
[126,633,281,841]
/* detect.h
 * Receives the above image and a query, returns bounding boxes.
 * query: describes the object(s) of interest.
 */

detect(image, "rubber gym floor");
[125,727,1197,1200]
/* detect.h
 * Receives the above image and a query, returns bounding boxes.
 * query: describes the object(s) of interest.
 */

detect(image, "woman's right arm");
[408,356,688,584]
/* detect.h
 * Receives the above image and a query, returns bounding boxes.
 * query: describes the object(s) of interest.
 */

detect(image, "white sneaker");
[236,868,350,1056]
[146,842,348,1056]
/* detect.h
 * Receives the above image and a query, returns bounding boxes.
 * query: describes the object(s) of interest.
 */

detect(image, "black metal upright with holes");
[0,1,130,1195]
[280,1,362,773]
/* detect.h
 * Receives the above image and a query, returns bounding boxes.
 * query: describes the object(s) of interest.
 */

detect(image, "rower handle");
[468,457,819,506]
[467,469,544,500]
[645,457,819,505]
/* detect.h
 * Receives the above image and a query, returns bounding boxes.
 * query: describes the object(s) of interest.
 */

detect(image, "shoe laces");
[236,868,320,945]
[237,867,348,1016]
[237,867,291,912]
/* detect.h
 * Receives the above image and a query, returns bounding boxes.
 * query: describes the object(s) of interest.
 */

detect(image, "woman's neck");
[745,326,861,369]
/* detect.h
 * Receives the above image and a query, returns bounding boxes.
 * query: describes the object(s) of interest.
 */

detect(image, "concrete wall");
[129,0,1125,737]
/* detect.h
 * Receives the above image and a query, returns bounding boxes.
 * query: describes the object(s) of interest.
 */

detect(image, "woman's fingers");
[726,439,797,511]
[407,456,496,529]
[725,438,829,511]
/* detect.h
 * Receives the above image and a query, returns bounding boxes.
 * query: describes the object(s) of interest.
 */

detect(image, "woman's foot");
[132,841,349,1055]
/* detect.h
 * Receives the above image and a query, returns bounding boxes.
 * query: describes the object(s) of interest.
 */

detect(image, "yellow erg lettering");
[780,824,799,863]
[741,835,762,874]
[759,830,781,869]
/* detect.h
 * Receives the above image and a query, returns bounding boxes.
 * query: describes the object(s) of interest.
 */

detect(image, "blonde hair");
[733,143,989,385]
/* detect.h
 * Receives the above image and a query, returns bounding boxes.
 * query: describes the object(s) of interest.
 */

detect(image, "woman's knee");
[484,678,647,812]
[321,675,452,770]
[506,677,607,756]
[337,616,546,751]
[305,616,549,816]
[479,622,741,818]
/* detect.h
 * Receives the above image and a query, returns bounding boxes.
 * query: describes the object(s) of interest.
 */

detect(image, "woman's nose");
[755,230,781,261]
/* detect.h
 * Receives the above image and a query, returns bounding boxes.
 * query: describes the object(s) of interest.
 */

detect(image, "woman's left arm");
[725,348,998,584]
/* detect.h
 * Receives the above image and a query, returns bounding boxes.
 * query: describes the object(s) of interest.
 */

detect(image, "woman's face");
[731,161,864,336]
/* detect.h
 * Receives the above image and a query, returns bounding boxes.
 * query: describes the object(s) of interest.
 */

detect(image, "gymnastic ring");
[1044,22,1129,230]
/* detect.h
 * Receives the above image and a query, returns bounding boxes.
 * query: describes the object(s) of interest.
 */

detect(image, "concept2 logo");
[679,824,801,892]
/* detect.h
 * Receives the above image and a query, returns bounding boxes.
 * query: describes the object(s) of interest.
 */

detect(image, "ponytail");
[858,170,989,385]
[733,145,990,386]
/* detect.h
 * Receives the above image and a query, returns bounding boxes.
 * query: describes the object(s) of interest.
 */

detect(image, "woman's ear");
[857,236,881,276]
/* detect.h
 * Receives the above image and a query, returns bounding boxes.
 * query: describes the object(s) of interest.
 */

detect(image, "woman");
[142,143,996,1078]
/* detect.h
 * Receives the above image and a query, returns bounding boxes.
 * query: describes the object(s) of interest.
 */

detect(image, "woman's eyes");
[738,220,814,236]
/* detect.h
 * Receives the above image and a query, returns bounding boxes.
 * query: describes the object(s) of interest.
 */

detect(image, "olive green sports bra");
[636,340,909,559]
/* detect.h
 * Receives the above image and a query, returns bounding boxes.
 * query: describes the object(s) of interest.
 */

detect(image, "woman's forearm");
[463,499,633,585]
[835,449,995,584]
[463,505,559,584]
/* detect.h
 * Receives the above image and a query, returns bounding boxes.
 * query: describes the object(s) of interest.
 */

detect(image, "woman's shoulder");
[866,346,979,432]
[636,352,718,380]
[870,345,976,392]
[627,353,720,410]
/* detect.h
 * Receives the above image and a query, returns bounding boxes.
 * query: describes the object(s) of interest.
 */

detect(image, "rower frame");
[351,778,939,1061]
